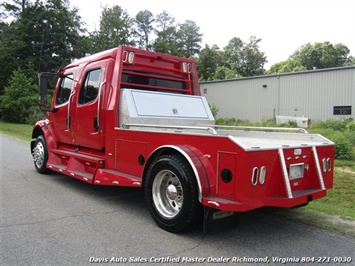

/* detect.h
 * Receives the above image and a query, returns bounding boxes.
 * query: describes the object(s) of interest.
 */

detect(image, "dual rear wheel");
[144,154,202,233]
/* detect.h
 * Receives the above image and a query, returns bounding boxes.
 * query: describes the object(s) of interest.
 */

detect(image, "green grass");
[306,160,355,219]
[0,121,33,142]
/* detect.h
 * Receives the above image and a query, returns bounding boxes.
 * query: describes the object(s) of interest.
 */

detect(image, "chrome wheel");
[33,141,45,169]
[32,135,50,174]
[152,169,183,219]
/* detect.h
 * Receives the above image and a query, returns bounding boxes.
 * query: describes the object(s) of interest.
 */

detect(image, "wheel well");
[143,147,180,184]
[32,126,44,139]
[142,146,204,201]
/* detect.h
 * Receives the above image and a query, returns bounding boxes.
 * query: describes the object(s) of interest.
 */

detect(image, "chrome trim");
[122,50,128,62]
[67,91,76,129]
[322,158,327,172]
[259,166,266,185]
[251,167,259,186]
[327,158,332,172]
[278,148,293,198]
[96,80,106,130]
[128,52,134,63]
[207,201,220,208]
[312,146,325,190]
[122,123,218,135]
[215,125,308,133]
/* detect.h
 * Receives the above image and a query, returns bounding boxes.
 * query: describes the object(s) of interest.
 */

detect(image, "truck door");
[50,73,75,145]
[72,60,109,150]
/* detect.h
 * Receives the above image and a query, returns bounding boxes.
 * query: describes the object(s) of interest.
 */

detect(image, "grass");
[1,121,354,234]
[0,121,33,142]
[306,162,355,219]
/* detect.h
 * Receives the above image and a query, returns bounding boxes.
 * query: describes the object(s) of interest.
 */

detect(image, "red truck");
[31,46,334,232]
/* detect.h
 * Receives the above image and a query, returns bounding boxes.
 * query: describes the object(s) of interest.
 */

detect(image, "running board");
[94,169,143,187]
[47,149,104,183]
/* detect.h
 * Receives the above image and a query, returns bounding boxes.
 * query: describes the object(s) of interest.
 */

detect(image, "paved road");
[1,134,354,266]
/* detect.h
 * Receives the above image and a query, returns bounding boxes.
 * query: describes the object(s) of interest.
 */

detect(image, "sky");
[70,0,355,70]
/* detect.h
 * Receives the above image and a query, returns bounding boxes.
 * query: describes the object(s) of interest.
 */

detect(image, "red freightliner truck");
[31,46,334,232]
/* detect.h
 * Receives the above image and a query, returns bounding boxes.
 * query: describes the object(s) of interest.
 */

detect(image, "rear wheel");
[144,154,202,232]
[32,135,50,174]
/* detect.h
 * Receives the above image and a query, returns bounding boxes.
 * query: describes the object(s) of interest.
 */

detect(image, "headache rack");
[119,47,198,95]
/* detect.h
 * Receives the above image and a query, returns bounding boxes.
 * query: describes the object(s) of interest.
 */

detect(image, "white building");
[200,66,355,123]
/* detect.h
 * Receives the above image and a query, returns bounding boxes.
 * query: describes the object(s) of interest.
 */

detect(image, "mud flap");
[203,207,240,233]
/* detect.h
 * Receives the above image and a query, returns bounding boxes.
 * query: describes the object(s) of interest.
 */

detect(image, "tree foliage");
[134,10,154,49]
[0,0,85,92]
[223,36,267,77]
[0,67,38,123]
[268,42,353,74]
[178,20,202,58]
[96,5,134,50]
[153,11,181,55]
[268,58,307,74]
[196,44,223,81]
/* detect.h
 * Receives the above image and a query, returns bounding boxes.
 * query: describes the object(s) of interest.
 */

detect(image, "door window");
[55,74,74,105]
[79,68,102,104]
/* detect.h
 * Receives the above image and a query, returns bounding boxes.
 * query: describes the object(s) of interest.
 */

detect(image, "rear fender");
[143,145,212,202]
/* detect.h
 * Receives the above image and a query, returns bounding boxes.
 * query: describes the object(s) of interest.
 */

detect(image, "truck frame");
[31,46,334,232]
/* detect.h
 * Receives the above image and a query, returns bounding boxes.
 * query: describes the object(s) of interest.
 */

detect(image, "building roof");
[200,65,355,84]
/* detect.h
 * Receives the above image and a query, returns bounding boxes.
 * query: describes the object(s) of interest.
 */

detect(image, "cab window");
[55,74,73,105]
[79,68,102,104]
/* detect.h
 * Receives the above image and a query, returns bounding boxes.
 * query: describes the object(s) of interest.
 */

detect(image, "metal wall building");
[200,66,355,123]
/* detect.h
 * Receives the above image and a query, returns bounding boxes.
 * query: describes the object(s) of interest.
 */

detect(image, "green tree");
[134,10,154,49]
[178,20,202,58]
[267,58,307,74]
[0,21,19,94]
[196,44,223,81]
[97,5,134,50]
[0,0,85,93]
[292,42,352,70]
[214,66,236,80]
[268,42,353,74]
[154,11,175,36]
[153,11,182,55]
[0,67,37,123]
[223,36,267,77]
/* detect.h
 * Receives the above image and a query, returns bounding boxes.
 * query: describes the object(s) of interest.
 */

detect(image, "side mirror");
[39,75,48,95]
[39,75,48,107]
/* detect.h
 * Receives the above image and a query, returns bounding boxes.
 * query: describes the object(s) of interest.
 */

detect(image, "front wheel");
[32,135,50,174]
[144,154,202,232]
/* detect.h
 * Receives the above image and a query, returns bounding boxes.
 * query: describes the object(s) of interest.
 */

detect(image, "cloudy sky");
[70,0,355,69]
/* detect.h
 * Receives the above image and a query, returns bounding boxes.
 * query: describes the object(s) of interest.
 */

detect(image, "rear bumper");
[202,188,327,212]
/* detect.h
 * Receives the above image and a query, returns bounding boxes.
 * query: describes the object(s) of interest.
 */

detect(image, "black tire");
[32,135,50,174]
[144,154,202,232]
